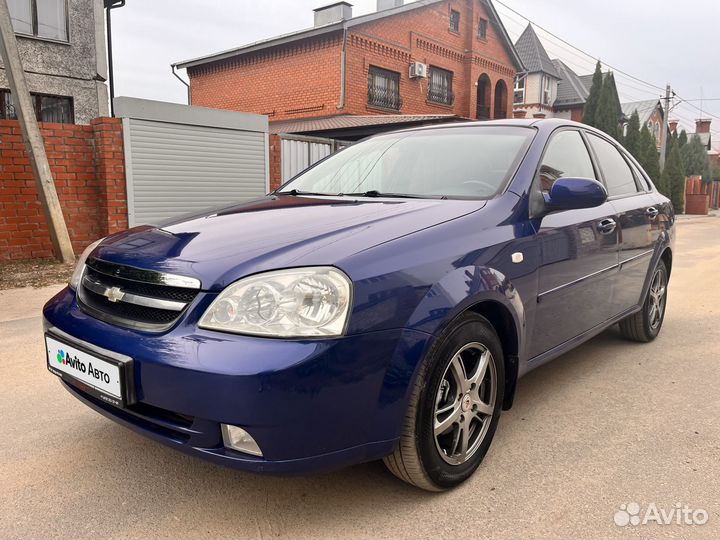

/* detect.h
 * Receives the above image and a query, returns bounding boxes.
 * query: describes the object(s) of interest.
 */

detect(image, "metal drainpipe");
[105,0,125,116]
[337,21,348,110]
[171,64,191,105]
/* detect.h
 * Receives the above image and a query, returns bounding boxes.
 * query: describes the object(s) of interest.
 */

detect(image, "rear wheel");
[383,313,504,491]
[619,260,668,342]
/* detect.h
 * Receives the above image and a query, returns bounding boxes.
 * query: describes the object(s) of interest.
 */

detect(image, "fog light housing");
[221,424,263,457]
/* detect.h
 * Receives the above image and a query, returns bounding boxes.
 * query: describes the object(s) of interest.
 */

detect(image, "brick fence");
[0,118,127,261]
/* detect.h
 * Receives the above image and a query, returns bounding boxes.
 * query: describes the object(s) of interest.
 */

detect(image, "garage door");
[115,97,268,227]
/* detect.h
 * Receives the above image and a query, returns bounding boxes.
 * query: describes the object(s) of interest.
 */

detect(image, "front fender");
[406,265,525,340]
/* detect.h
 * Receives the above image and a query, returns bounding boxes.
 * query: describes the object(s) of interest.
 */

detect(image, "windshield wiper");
[280,189,340,197]
[343,190,434,199]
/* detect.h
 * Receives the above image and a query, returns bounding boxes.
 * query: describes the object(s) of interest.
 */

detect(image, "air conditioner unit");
[409,62,428,79]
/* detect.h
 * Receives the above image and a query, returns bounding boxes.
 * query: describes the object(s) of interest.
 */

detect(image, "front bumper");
[43,287,431,474]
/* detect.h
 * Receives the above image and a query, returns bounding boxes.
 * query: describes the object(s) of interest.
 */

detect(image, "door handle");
[597,218,617,235]
[646,207,659,220]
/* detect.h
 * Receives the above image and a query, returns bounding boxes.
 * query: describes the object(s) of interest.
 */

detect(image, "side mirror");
[544,178,607,211]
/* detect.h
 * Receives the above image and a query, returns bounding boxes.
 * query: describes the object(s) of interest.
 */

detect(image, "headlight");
[199,267,352,338]
[68,238,105,290]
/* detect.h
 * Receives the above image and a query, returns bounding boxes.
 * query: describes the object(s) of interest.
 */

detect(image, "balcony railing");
[428,88,455,106]
[368,84,402,111]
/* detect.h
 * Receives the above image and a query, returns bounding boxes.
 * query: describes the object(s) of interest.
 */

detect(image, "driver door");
[529,129,620,359]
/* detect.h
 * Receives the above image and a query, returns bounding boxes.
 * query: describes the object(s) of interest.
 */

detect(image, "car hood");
[94,195,485,290]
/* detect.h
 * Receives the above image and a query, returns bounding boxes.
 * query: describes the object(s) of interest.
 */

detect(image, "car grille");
[77,258,201,331]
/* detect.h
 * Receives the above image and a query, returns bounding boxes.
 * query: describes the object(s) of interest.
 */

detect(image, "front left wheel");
[383,313,504,491]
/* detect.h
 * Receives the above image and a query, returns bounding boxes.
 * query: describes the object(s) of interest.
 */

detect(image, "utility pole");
[0,0,74,263]
[659,83,672,171]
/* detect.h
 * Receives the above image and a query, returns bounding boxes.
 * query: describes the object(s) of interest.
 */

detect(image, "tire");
[619,260,668,342]
[383,312,505,491]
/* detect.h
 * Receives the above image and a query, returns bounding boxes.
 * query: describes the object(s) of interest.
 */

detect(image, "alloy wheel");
[648,268,667,330]
[433,342,496,466]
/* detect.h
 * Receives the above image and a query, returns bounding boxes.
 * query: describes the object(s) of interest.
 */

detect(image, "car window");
[629,159,651,191]
[586,133,639,197]
[537,130,596,195]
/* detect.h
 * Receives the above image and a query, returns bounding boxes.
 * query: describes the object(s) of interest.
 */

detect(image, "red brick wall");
[0,118,127,261]
[189,35,343,121]
[188,0,517,121]
[345,0,516,119]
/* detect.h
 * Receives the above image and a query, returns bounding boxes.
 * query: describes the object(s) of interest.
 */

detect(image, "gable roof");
[551,58,589,107]
[514,24,558,78]
[621,100,663,127]
[175,0,523,72]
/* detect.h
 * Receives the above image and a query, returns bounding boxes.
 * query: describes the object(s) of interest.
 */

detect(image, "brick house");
[175,0,523,188]
[621,100,666,150]
[0,0,109,124]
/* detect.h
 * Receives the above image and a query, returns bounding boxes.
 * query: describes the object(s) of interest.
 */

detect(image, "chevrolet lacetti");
[44,119,674,490]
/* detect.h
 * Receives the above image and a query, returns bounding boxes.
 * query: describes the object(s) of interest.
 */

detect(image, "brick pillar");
[91,118,128,235]
[269,134,282,191]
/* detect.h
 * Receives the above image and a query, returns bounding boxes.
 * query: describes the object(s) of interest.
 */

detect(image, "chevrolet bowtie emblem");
[104,286,125,303]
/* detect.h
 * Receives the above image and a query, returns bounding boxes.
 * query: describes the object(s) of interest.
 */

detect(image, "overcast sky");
[110,0,719,139]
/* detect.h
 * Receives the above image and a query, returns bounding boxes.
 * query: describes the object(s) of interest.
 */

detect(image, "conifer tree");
[582,61,603,126]
[660,145,685,210]
[681,134,711,181]
[637,124,660,186]
[624,110,641,157]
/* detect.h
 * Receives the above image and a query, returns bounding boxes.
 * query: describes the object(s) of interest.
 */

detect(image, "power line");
[493,0,667,93]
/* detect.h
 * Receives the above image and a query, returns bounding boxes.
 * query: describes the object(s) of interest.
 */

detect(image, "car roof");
[388,118,612,140]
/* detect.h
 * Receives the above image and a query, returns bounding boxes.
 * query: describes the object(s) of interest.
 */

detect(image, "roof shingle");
[514,24,558,78]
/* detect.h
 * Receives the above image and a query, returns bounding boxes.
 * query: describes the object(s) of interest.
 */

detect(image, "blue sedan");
[43,119,674,490]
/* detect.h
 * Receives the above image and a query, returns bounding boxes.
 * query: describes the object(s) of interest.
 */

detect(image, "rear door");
[585,133,656,314]
[529,129,620,358]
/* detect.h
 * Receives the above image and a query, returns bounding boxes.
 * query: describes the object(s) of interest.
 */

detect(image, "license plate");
[46,334,134,408]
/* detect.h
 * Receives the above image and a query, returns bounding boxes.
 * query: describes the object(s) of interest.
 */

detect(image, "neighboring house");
[0,0,109,124]
[511,24,624,128]
[176,0,523,122]
[621,99,665,150]
[511,24,559,119]
[550,58,589,122]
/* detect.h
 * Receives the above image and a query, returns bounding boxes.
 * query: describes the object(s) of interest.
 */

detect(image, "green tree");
[637,124,660,185]
[681,134,711,181]
[595,73,622,139]
[624,110,641,157]
[582,61,603,126]
[660,144,685,210]
[678,129,688,148]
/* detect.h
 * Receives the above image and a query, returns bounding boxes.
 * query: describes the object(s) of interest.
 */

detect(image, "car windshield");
[279,126,534,199]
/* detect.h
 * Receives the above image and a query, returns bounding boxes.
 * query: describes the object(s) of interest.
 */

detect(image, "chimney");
[669,119,679,134]
[313,1,353,26]
[377,0,404,11]
[696,118,711,134]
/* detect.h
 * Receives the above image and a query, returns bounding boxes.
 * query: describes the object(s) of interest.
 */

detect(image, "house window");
[8,0,68,41]
[542,75,552,105]
[478,18,488,39]
[428,67,454,106]
[368,66,401,111]
[513,76,525,105]
[449,9,460,32]
[0,90,74,123]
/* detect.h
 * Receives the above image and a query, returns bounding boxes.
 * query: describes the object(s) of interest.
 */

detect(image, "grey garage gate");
[114,97,269,227]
